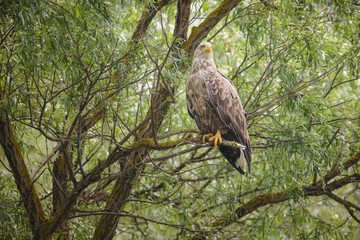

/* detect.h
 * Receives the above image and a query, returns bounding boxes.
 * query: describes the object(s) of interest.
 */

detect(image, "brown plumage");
[186,42,251,174]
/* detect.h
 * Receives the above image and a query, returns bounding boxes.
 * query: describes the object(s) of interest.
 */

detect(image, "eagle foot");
[208,130,222,148]
[202,133,214,144]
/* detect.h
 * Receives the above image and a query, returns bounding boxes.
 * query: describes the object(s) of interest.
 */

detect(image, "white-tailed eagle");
[186,42,251,174]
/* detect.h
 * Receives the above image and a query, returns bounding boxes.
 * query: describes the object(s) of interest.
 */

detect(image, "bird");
[186,42,251,174]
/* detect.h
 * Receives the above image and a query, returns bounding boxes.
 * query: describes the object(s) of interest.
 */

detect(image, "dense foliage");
[1,0,359,239]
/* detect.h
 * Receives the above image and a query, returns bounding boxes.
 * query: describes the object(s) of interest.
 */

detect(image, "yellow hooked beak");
[203,45,212,53]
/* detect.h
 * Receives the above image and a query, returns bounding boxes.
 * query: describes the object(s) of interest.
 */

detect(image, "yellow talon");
[202,133,214,144]
[208,130,222,148]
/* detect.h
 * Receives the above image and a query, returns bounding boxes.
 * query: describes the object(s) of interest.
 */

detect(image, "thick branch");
[52,154,70,239]
[131,0,173,40]
[324,150,360,183]
[123,134,245,151]
[174,0,192,40]
[182,0,242,57]
[0,89,46,238]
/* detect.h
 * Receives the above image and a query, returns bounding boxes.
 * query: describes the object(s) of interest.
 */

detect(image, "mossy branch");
[0,93,47,238]
[118,133,245,152]
[182,0,242,57]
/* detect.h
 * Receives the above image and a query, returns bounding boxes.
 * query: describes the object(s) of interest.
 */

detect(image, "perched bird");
[186,42,251,174]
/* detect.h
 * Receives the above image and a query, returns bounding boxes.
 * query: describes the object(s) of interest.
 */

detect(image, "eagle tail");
[218,131,250,175]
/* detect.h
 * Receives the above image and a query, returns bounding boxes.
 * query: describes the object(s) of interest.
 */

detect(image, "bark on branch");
[131,0,173,40]
[0,87,46,238]
[182,0,243,57]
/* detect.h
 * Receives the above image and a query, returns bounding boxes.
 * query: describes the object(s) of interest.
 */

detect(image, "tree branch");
[182,0,243,57]
[174,0,192,40]
[0,87,46,238]
[324,150,360,183]
[131,0,173,40]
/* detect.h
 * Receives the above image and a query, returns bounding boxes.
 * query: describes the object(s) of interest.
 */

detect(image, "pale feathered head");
[194,42,213,60]
[193,42,216,69]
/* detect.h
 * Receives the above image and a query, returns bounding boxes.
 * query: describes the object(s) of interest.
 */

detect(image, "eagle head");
[194,42,213,59]
[193,42,216,68]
